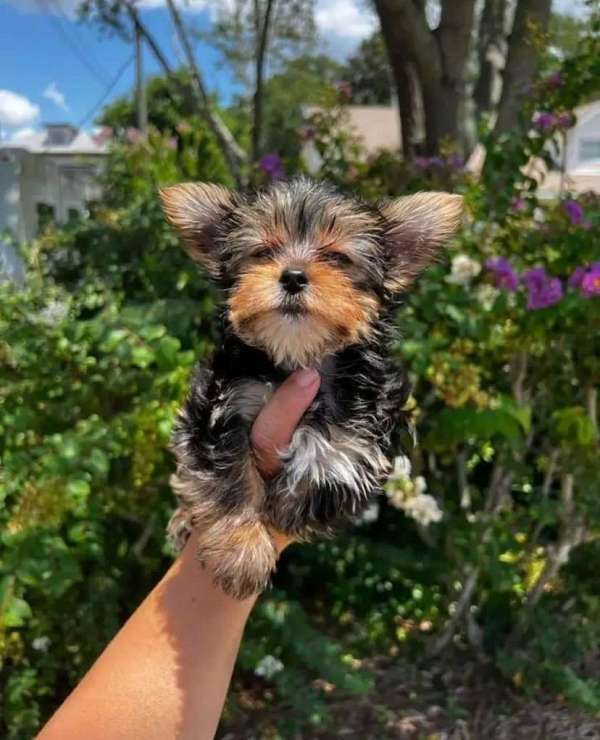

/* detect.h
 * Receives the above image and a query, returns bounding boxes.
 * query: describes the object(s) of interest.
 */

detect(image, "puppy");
[160,177,463,599]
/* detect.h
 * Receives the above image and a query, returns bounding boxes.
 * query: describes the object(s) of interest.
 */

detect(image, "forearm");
[38,538,256,740]
[37,368,313,740]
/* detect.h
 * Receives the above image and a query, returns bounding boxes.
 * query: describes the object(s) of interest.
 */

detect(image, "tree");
[341,32,394,105]
[373,0,477,157]
[494,0,553,134]
[99,70,195,131]
[80,0,248,184]
[258,54,343,163]
[373,0,563,157]
[206,0,316,166]
[473,0,510,122]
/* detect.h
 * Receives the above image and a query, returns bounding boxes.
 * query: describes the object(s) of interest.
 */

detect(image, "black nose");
[280,268,308,295]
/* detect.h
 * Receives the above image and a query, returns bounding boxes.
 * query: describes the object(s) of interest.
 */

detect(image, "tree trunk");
[432,0,477,152]
[164,0,248,186]
[378,16,419,159]
[251,0,276,167]
[373,0,476,156]
[494,0,552,134]
[474,0,509,121]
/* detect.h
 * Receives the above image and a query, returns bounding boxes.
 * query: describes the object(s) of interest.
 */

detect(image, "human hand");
[250,367,321,552]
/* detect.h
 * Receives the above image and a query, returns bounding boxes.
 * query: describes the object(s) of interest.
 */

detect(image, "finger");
[251,367,320,478]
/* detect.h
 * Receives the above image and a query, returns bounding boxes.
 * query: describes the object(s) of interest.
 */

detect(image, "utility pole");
[134,20,148,133]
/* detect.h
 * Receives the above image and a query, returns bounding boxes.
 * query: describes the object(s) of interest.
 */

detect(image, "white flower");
[413,476,427,495]
[32,636,51,652]
[37,300,69,326]
[357,502,379,525]
[533,207,546,223]
[403,494,443,527]
[254,654,284,679]
[476,284,499,310]
[391,455,412,480]
[386,472,443,527]
[445,254,481,286]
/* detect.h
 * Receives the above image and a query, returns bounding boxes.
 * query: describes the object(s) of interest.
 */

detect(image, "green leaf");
[131,346,155,368]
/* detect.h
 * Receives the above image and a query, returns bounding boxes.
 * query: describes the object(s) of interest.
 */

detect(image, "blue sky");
[0,2,245,137]
[0,0,587,140]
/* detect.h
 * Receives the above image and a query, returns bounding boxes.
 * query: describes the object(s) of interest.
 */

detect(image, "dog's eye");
[324,251,353,268]
[255,246,279,261]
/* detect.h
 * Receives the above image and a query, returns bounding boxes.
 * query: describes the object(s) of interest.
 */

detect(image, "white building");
[0,123,107,246]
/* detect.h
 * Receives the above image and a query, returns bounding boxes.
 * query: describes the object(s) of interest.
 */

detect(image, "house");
[0,124,108,258]
[467,100,600,198]
[302,101,600,197]
[302,105,402,173]
[536,100,600,198]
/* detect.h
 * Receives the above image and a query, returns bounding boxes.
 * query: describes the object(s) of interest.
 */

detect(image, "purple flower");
[568,265,587,288]
[428,156,445,168]
[557,111,574,130]
[485,257,519,292]
[511,197,526,213]
[522,267,563,310]
[564,199,584,225]
[533,111,557,131]
[448,153,464,169]
[580,263,600,297]
[259,153,284,181]
[547,71,562,88]
[415,156,429,169]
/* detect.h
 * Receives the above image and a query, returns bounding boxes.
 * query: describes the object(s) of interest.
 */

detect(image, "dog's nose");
[280,268,308,295]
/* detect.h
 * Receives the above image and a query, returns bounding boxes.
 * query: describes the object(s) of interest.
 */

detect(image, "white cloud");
[9,126,38,143]
[0,90,40,129]
[43,82,69,112]
[316,0,376,40]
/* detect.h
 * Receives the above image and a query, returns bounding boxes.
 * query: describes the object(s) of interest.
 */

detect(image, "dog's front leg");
[168,375,278,599]
[264,424,390,536]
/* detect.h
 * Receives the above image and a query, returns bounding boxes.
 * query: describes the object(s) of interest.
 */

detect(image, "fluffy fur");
[160,177,463,598]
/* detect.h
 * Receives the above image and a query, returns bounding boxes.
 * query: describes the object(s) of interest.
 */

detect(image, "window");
[579,139,600,163]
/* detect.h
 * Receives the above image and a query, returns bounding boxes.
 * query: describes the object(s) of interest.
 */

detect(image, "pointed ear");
[380,192,464,293]
[159,182,235,279]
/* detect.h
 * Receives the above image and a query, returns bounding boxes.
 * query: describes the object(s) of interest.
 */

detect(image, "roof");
[0,127,108,155]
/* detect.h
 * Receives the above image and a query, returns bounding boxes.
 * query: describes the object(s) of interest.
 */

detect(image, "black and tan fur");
[160,177,463,599]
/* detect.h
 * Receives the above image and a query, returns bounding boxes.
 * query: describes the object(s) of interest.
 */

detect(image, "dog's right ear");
[159,182,235,279]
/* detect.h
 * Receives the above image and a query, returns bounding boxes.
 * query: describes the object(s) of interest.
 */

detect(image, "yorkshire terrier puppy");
[160,177,463,599]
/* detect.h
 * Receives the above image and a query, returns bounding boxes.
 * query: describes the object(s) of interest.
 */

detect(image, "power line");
[49,0,113,84]
[77,54,135,128]
[35,0,110,86]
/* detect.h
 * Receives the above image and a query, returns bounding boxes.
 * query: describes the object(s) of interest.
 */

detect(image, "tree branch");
[164,0,248,186]
[251,0,275,168]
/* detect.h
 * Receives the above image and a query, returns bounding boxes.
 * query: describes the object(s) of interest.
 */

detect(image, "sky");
[0,0,587,141]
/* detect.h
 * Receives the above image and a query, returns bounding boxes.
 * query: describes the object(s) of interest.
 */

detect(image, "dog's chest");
[223,355,340,428]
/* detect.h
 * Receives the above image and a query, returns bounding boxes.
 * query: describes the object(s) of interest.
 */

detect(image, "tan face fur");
[160,178,464,367]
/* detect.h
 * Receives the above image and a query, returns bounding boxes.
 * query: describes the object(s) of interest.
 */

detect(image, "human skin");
[37,367,321,740]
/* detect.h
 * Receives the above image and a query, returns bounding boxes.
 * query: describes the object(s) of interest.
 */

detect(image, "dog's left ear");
[159,182,235,279]
[379,192,464,293]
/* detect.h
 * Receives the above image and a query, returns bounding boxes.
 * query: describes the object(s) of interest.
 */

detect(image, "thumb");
[251,368,320,478]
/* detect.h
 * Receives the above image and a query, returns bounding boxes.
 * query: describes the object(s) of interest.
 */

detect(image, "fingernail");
[294,367,319,388]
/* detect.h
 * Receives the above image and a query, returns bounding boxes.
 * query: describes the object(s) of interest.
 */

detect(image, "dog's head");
[161,177,463,367]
